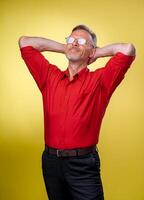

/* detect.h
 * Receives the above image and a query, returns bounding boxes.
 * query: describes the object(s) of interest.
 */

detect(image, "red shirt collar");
[62,67,89,82]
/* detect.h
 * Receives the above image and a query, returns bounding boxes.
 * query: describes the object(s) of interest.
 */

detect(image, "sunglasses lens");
[78,38,86,45]
[66,37,74,44]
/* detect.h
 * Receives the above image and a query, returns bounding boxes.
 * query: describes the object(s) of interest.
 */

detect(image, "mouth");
[69,47,80,52]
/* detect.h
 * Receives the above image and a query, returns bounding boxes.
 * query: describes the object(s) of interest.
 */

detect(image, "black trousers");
[42,148,104,200]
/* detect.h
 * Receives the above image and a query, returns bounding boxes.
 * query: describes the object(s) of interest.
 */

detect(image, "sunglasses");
[65,37,93,47]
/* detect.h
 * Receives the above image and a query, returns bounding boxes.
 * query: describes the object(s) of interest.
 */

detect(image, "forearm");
[95,43,136,59]
[18,36,65,53]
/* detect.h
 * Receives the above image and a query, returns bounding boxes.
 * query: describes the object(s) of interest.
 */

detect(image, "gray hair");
[72,24,97,48]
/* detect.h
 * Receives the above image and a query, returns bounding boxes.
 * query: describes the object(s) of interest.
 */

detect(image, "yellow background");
[1,0,144,199]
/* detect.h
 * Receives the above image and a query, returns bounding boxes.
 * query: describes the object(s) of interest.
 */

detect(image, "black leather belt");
[45,145,97,157]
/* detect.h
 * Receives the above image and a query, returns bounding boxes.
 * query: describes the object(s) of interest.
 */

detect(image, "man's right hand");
[18,36,66,53]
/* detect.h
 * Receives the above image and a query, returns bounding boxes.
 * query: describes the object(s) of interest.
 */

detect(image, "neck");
[68,60,87,80]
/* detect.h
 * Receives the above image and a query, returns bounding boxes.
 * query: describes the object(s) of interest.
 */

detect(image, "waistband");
[45,145,98,157]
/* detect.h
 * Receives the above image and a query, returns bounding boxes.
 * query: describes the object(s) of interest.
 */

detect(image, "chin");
[66,54,81,62]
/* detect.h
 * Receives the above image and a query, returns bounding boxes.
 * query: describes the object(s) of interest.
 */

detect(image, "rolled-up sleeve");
[20,46,59,92]
[101,52,135,95]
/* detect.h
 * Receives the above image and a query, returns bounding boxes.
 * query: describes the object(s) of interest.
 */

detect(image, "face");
[65,29,95,63]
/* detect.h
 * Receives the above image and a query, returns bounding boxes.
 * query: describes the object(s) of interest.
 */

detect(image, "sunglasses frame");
[65,36,94,47]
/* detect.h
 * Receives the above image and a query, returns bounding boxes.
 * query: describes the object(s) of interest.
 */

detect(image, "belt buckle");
[56,149,62,157]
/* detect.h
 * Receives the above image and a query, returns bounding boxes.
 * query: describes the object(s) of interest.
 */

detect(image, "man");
[19,25,136,200]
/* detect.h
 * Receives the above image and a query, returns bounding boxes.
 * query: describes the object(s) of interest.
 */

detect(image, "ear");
[88,48,97,65]
[89,48,96,58]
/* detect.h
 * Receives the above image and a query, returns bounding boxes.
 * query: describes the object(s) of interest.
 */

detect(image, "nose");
[72,39,79,46]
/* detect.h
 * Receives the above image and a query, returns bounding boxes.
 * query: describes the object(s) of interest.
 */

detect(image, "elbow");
[18,36,29,48]
[124,43,136,56]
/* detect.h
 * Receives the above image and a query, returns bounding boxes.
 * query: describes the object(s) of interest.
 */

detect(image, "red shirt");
[20,46,135,149]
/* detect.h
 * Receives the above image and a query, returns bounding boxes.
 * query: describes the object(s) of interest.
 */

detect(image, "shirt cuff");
[115,52,136,64]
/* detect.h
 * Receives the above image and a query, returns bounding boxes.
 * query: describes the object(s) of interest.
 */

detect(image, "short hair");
[72,24,97,48]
